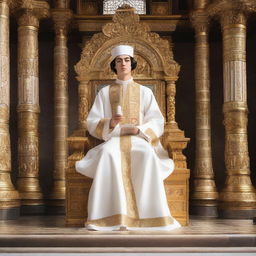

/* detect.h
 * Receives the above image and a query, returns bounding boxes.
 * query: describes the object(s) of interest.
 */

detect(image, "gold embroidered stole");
[109,82,140,219]
[86,82,175,227]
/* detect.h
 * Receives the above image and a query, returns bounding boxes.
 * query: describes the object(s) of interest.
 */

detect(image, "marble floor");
[0,216,256,254]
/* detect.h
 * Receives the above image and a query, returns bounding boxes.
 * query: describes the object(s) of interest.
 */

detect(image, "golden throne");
[65,5,190,227]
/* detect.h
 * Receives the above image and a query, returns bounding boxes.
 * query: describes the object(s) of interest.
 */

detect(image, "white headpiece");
[111,45,134,60]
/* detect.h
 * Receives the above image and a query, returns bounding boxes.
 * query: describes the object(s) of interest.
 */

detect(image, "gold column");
[16,1,49,214]
[49,8,72,213]
[190,7,218,217]
[0,0,20,219]
[220,10,256,218]
[208,0,256,218]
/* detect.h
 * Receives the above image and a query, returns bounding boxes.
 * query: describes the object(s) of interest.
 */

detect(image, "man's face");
[115,55,132,76]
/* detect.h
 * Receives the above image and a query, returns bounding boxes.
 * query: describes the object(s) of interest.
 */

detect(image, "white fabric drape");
[76,79,180,231]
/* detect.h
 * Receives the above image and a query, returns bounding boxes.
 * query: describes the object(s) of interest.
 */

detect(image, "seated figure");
[76,45,181,231]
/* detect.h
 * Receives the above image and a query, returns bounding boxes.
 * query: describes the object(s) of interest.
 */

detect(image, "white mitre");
[111,45,134,60]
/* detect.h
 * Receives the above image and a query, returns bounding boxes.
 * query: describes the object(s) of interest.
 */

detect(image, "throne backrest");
[74,4,180,130]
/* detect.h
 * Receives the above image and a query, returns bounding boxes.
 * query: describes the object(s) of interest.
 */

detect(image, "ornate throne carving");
[66,5,190,226]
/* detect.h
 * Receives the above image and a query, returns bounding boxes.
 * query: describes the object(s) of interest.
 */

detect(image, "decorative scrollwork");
[75,4,179,80]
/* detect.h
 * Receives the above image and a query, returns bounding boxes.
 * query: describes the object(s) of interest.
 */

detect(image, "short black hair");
[110,56,137,74]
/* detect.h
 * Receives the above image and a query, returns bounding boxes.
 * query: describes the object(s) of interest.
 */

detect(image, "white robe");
[76,78,181,231]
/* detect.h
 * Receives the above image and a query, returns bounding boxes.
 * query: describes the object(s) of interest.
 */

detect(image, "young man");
[76,45,180,231]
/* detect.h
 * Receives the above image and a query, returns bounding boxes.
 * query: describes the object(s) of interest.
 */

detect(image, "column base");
[218,209,256,219]
[190,205,218,218]
[0,207,20,220]
[46,205,65,215]
[45,198,65,215]
[20,205,45,215]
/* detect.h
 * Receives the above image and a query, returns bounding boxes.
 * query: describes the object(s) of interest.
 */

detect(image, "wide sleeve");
[137,88,165,146]
[86,88,120,141]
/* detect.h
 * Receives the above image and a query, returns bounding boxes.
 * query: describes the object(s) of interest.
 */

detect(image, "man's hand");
[121,126,139,136]
[110,115,123,128]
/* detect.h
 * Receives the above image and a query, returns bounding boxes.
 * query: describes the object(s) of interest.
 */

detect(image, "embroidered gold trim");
[123,82,140,125]
[109,84,122,118]
[120,135,139,219]
[87,214,174,227]
[109,82,141,219]
[109,82,140,125]
[95,118,107,139]
[145,128,159,146]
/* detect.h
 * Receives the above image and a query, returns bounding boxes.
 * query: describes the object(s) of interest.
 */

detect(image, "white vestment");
[76,78,181,231]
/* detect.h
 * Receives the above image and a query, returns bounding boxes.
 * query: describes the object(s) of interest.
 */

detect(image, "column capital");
[190,10,209,33]
[193,0,209,10]
[207,0,256,19]
[55,0,70,9]
[16,0,49,27]
[0,0,18,8]
[51,8,73,35]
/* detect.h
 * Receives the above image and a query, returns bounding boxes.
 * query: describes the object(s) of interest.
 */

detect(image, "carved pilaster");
[48,8,72,213]
[190,10,218,217]
[166,79,176,125]
[78,80,90,132]
[0,0,20,219]
[16,1,49,215]
[208,1,256,218]
[164,76,190,225]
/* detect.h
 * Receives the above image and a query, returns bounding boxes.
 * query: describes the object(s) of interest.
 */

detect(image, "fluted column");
[16,1,49,214]
[0,0,20,219]
[209,0,256,218]
[220,9,256,218]
[190,7,218,217]
[49,8,72,213]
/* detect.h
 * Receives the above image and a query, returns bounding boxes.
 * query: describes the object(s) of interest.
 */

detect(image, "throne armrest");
[66,128,90,175]
[163,123,190,170]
